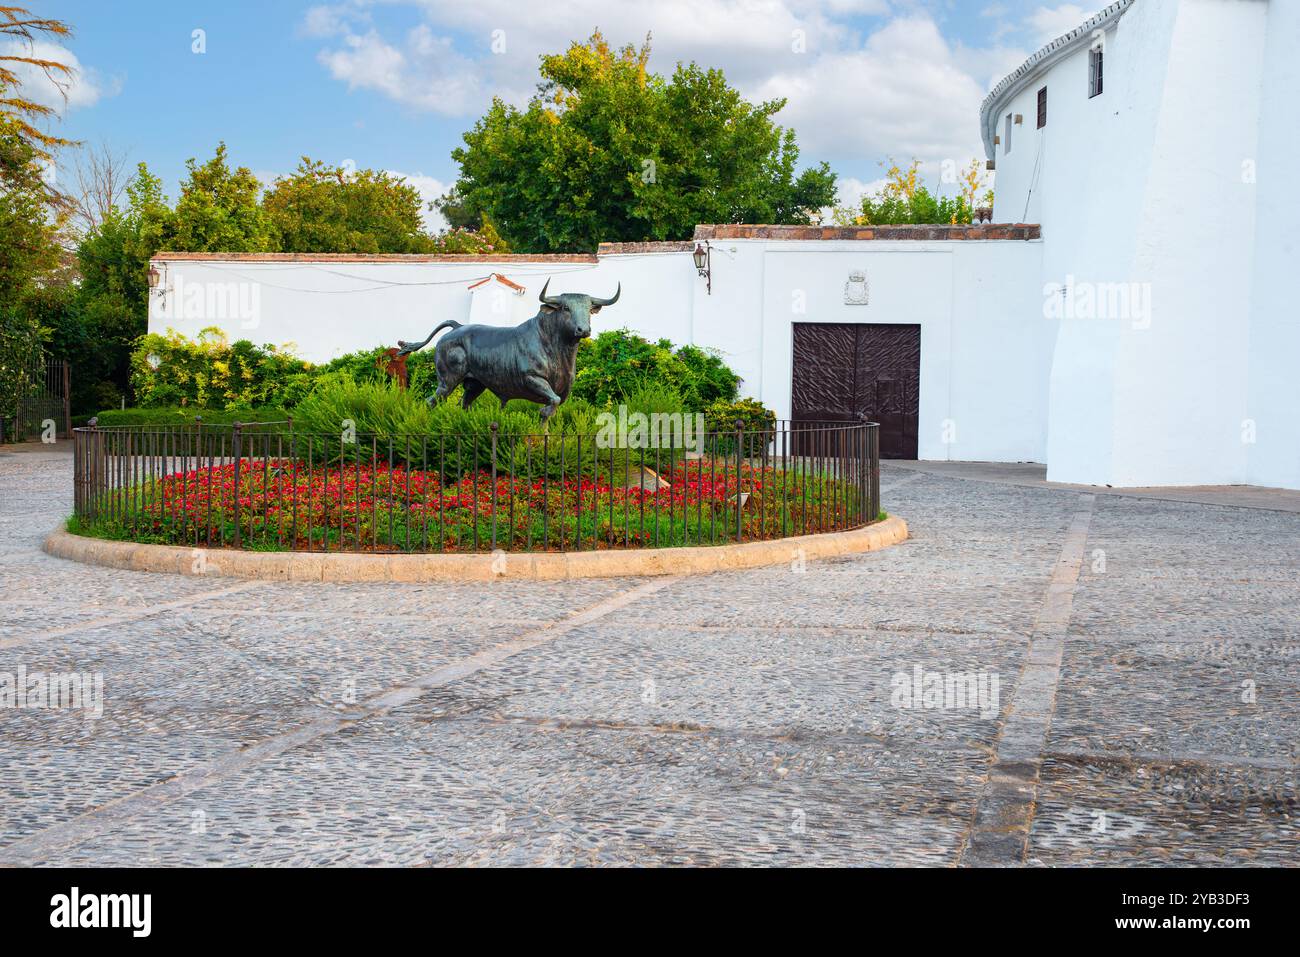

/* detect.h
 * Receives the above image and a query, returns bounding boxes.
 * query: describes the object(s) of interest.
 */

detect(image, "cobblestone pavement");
[1,443,1295,866]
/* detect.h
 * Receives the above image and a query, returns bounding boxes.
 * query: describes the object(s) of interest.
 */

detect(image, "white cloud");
[754,17,989,169]
[1028,5,1097,46]
[307,1,1022,193]
[836,175,889,209]
[0,39,119,114]
[301,2,369,38]
[316,26,491,115]
[308,0,890,115]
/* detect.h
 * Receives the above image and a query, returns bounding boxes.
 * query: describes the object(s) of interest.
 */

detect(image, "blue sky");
[24,1,1097,224]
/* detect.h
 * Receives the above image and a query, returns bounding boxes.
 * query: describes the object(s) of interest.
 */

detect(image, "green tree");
[0,114,63,306]
[833,159,994,226]
[433,184,482,231]
[0,6,75,158]
[72,163,169,406]
[450,32,836,252]
[264,158,437,254]
[163,142,275,252]
[0,304,43,424]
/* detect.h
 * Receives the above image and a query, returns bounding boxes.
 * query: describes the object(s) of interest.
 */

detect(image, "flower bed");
[72,456,865,553]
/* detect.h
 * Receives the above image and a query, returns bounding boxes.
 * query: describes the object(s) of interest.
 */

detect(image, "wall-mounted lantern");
[692,242,712,295]
[147,265,162,288]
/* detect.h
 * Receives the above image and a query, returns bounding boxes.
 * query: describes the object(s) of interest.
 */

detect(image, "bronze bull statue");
[396,280,619,421]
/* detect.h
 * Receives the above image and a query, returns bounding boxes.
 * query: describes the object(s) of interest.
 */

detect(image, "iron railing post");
[871,424,880,521]
[489,422,499,552]
[735,419,744,541]
[231,421,243,548]
[61,361,71,438]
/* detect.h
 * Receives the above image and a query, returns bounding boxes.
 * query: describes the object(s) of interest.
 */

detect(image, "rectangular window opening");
[1089,46,1104,98]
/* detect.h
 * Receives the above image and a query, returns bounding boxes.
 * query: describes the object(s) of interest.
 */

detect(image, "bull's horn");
[590,283,620,307]
[539,278,562,305]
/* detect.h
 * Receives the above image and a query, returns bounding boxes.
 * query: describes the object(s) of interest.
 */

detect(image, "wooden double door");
[791,323,921,459]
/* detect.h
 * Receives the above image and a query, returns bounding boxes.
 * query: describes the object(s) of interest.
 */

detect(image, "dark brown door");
[791,323,920,459]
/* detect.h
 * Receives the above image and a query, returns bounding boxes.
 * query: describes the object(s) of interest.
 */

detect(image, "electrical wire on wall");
[156,251,684,295]
[1022,132,1045,223]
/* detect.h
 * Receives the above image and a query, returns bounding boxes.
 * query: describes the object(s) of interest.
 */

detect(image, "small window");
[1037,87,1047,128]
[1089,46,1104,97]
[1004,113,1013,154]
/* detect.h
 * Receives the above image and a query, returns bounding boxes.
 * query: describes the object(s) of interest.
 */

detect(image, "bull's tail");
[396,319,462,356]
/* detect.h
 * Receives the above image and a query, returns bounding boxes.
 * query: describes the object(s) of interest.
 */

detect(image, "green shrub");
[94,406,288,427]
[704,397,777,455]
[317,346,440,401]
[571,329,740,410]
[622,380,685,419]
[289,375,437,440]
[704,396,777,435]
[289,375,539,476]
[130,327,316,409]
[123,327,748,422]
[673,344,740,408]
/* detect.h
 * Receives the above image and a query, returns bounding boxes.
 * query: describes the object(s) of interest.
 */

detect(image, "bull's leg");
[431,346,466,407]
[523,374,565,423]
[460,379,486,409]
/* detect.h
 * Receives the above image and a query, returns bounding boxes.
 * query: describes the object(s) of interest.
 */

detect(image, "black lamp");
[692,242,711,295]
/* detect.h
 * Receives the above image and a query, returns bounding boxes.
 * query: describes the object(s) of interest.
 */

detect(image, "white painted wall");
[150,257,652,364]
[1245,0,1300,490]
[735,240,1047,462]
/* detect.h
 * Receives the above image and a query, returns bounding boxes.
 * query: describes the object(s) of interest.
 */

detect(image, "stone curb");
[43,517,908,582]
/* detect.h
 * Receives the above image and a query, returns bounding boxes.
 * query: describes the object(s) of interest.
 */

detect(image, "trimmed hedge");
[92,406,289,427]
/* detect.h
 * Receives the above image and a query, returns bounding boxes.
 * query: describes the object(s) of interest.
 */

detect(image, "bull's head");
[537,279,619,341]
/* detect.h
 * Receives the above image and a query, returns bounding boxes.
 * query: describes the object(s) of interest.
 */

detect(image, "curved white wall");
[986,0,1295,490]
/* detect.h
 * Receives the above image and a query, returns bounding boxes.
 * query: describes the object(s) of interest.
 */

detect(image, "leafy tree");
[0,303,43,423]
[72,163,170,406]
[0,5,75,157]
[433,184,482,231]
[0,114,62,306]
[450,32,836,252]
[834,158,994,226]
[264,159,438,254]
[162,142,275,252]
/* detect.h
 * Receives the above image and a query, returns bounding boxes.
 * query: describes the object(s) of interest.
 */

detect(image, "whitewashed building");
[149,0,1299,490]
[982,0,1298,490]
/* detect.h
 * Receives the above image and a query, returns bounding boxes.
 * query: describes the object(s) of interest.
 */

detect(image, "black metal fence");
[71,418,880,554]
[2,357,71,444]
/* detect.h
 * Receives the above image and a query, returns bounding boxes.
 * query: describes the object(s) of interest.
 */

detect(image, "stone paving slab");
[187,578,641,620]
[394,622,1021,744]
[1029,754,1297,866]
[1047,637,1300,764]
[32,714,989,867]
